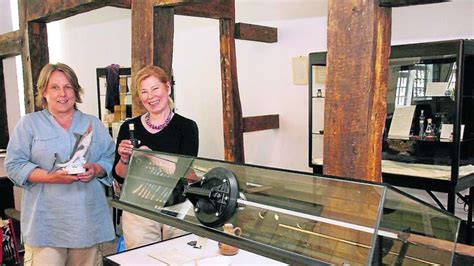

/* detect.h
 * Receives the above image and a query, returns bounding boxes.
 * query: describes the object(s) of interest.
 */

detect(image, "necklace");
[145,111,173,131]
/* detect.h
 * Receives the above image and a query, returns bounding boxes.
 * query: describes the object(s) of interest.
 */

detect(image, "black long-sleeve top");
[112,113,199,184]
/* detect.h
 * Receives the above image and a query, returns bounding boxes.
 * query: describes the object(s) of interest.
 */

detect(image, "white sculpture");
[53,123,93,175]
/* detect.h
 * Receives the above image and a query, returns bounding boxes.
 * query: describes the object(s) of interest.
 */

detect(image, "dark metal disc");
[192,167,239,227]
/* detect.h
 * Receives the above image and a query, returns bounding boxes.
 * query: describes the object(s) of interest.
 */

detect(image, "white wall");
[3,0,474,173]
[173,15,327,168]
[392,0,474,44]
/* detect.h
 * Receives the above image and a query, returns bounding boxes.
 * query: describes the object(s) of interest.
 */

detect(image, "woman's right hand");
[118,139,134,163]
[49,170,79,184]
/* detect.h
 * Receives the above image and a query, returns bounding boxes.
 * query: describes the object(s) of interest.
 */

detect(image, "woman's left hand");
[77,163,103,182]
[139,145,151,151]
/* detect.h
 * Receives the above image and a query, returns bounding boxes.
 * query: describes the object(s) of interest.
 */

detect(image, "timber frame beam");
[0,31,22,59]
[0,61,9,149]
[26,0,132,22]
[235,23,277,43]
[323,0,391,182]
[243,115,279,133]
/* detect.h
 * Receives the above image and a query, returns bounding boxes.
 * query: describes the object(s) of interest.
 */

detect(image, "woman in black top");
[113,65,198,249]
[113,114,198,183]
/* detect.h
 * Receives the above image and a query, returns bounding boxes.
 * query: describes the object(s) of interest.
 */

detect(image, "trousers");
[121,211,187,249]
[24,244,102,266]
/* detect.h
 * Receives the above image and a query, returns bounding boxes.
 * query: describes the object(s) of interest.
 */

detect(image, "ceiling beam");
[152,0,200,6]
[243,115,279,133]
[174,1,233,19]
[26,0,131,22]
[379,0,447,7]
[0,31,22,59]
[105,0,132,8]
[235,23,277,43]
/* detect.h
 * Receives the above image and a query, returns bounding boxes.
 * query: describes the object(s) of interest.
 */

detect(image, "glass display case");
[111,149,461,265]
[382,40,474,190]
[308,40,474,244]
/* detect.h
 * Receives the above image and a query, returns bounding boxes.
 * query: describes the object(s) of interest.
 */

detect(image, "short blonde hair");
[35,63,83,109]
[134,65,175,110]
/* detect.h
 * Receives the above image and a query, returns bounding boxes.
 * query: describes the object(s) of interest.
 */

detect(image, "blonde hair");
[35,63,83,109]
[134,65,175,110]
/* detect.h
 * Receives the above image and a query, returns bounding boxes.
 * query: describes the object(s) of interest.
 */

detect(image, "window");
[395,70,409,107]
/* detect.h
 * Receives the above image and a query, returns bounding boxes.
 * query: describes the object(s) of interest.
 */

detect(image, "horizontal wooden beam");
[174,0,233,19]
[379,0,447,7]
[243,115,279,133]
[105,0,132,8]
[26,0,232,22]
[235,23,277,43]
[105,0,234,19]
[152,0,200,6]
[27,0,131,22]
[0,31,22,59]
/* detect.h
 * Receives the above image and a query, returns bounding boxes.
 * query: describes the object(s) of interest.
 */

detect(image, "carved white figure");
[53,123,93,175]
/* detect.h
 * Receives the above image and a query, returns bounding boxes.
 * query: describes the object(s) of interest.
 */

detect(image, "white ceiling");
[235,0,328,23]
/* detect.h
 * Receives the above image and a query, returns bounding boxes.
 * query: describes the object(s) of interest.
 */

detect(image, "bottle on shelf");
[316,88,323,98]
[425,118,436,140]
[419,110,425,139]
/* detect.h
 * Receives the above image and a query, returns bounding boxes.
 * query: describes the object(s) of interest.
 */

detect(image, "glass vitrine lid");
[116,149,460,265]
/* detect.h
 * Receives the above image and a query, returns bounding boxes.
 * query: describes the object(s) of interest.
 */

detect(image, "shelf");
[309,40,474,189]
[385,137,474,143]
[413,96,452,100]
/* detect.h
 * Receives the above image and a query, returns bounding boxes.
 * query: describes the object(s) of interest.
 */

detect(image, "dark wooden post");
[19,0,49,113]
[153,7,175,100]
[219,16,245,163]
[131,3,175,116]
[131,2,176,116]
[324,0,391,182]
[0,61,9,149]
[153,7,174,78]
[27,22,49,112]
[131,0,153,116]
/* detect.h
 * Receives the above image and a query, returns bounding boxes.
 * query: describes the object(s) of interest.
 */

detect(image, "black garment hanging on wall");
[105,64,120,113]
